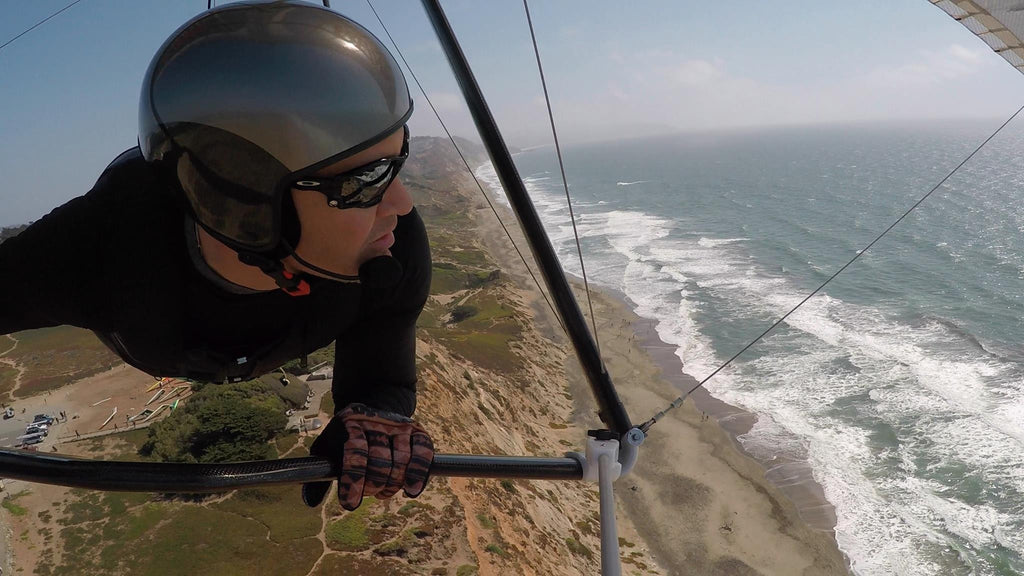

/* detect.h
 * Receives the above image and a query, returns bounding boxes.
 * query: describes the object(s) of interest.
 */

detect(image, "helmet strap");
[236,251,311,297]
[287,249,361,284]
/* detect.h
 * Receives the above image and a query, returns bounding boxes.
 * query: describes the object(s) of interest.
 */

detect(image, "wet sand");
[623,293,839,532]
[470,196,850,575]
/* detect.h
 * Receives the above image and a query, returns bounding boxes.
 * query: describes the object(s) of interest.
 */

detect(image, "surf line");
[640,102,1024,433]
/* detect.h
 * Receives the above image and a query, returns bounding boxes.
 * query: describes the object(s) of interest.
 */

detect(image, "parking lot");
[0,407,64,449]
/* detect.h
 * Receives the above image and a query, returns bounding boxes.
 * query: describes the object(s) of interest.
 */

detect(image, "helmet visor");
[172,123,290,250]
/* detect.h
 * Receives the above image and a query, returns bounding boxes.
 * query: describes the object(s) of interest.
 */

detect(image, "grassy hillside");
[1,326,120,399]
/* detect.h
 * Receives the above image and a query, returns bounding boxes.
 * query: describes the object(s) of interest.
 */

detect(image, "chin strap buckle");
[277,269,311,296]
[238,252,310,297]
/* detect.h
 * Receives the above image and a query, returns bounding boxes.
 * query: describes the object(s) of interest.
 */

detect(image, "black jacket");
[0,148,430,416]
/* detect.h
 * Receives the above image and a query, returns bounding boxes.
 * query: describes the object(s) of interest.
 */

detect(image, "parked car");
[25,425,47,436]
[3,407,13,419]
[17,433,44,446]
[32,414,54,425]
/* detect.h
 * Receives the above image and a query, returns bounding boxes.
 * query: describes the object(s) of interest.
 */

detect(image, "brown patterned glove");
[302,403,433,510]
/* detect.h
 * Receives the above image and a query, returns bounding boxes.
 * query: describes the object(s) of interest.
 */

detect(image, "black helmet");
[139,0,413,255]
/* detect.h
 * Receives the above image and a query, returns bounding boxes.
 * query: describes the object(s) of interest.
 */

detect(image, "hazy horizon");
[3,0,1023,227]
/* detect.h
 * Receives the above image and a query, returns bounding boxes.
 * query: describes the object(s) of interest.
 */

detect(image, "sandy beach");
[472,198,850,575]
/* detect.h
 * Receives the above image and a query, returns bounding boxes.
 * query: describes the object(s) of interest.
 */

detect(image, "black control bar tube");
[0,449,583,492]
[419,0,632,435]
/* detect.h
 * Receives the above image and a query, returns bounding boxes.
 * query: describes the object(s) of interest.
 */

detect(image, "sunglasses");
[292,126,410,209]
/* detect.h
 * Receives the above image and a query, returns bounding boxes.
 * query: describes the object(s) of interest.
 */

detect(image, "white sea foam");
[471,156,1024,575]
[473,161,508,207]
[696,237,748,247]
[616,180,649,186]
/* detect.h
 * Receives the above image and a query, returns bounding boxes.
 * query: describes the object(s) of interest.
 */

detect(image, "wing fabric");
[930,0,1024,74]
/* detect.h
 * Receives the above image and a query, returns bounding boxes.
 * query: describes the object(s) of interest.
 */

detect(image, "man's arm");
[303,208,433,509]
[0,194,112,334]
[330,208,431,417]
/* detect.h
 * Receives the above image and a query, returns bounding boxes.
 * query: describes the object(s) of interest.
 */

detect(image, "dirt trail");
[302,497,331,576]
[0,335,17,356]
[0,335,26,401]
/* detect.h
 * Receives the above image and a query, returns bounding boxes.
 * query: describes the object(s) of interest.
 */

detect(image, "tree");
[142,381,288,463]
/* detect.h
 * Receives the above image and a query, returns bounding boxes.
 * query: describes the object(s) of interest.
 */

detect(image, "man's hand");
[302,403,433,510]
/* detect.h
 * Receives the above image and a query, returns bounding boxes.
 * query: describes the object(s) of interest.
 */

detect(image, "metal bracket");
[566,428,645,576]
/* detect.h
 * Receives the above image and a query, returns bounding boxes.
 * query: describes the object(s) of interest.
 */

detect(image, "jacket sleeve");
[0,194,114,335]
[330,208,431,418]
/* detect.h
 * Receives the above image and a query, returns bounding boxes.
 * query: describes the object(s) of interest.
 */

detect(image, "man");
[0,1,433,511]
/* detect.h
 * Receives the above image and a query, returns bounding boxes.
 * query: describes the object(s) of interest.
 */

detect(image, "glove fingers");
[379,432,412,499]
[364,429,394,499]
[403,432,434,498]
[302,480,332,508]
[338,422,369,511]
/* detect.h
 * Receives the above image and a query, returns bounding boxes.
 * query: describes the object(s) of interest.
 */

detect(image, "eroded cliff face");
[408,135,662,576]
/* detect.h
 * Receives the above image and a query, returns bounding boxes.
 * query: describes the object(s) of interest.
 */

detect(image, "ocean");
[475,120,1024,576]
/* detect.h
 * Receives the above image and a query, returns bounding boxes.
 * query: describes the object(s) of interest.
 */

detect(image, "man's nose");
[378,177,413,217]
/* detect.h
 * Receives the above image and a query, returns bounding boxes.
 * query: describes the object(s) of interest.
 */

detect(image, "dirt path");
[0,335,26,401]
[0,335,17,356]
[276,432,330,576]
[0,360,26,403]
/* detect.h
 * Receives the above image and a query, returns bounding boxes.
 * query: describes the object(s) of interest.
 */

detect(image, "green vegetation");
[325,502,373,551]
[450,304,479,323]
[2,491,28,516]
[431,262,501,295]
[4,326,120,397]
[456,565,479,576]
[52,501,320,576]
[398,501,431,516]
[427,289,523,373]
[274,431,300,455]
[375,529,416,557]
[565,537,594,559]
[259,372,311,409]
[309,553,406,575]
[141,380,288,463]
[484,543,509,558]
[431,262,470,294]
[320,390,335,416]
[129,506,320,576]
[80,428,150,461]
[476,513,496,530]
[279,342,334,375]
[0,364,17,398]
[212,486,321,541]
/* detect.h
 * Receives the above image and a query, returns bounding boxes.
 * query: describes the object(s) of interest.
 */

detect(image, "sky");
[1,0,1023,227]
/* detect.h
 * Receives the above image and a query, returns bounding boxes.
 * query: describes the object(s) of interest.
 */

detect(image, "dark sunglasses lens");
[337,163,397,206]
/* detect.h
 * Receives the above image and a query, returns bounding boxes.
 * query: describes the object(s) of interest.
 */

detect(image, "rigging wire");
[640,103,1024,434]
[365,0,568,337]
[521,0,603,359]
[0,0,84,54]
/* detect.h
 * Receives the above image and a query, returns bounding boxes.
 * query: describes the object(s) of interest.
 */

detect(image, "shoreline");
[612,286,840,533]
[467,194,850,574]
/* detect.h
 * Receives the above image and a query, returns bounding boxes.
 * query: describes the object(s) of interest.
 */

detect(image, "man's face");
[287,128,413,278]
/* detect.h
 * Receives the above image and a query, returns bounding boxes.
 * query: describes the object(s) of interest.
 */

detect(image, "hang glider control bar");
[0,449,583,492]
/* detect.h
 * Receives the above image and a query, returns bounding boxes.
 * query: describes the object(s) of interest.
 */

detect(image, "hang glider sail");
[931,0,1024,74]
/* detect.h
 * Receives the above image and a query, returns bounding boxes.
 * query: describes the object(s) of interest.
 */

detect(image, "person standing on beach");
[0,1,433,511]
